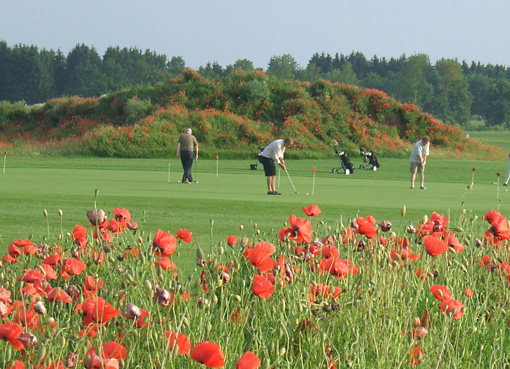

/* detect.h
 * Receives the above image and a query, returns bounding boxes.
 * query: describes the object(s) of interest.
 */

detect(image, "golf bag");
[332,149,355,175]
[359,147,380,171]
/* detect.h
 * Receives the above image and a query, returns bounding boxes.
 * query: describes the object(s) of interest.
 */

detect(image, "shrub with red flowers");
[1,70,503,159]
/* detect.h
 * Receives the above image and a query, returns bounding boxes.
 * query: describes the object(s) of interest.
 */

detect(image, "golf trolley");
[332,149,355,175]
[359,147,380,171]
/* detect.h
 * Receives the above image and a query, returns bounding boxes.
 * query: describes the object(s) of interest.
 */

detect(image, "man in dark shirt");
[176,128,199,184]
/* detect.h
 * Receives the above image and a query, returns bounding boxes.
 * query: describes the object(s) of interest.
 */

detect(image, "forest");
[1,40,510,128]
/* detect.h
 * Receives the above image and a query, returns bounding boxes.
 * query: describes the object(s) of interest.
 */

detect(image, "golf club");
[285,169,298,193]
[194,158,199,183]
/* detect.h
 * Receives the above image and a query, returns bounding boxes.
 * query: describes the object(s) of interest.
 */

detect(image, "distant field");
[466,130,510,152]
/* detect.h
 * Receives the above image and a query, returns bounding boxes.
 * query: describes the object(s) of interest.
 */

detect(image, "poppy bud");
[401,205,406,217]
[64,353,78,368]
[124,303,142,320]
[43,209,48,218]
[58,209,63,217]
[144,280,153,291]
[240,224,244,230]
[86,209,106,225]
[196,247,205,260]
[34,301,47,315]
[233,295,242,303]
[412,317,421,327]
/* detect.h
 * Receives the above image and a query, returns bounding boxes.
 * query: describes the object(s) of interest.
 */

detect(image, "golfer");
[410,135,430,190]
[176,128,199,184]
[503,152,510,186]
[258,138,293,195]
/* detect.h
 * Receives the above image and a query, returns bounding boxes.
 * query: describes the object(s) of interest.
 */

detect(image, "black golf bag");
[359,147,380,171]
[332,149,355,175]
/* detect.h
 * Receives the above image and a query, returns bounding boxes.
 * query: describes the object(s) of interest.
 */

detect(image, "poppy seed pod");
[34,301,47,315]
[86,209,106,225]
[124,303,142,320]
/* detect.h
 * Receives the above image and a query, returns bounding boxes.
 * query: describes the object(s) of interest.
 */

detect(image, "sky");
[2,0,510,70]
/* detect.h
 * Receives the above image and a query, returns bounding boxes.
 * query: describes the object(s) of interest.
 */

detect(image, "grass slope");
[2,155,509,266]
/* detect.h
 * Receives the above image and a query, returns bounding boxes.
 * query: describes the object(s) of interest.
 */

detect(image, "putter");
[285,169,298,193]
[194,158,199,183]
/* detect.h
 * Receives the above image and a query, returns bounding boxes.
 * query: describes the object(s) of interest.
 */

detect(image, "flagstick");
[3,151,6,174]
[278,167,281,189]
[312,167,316,195]
[216,155,219,177]
[497,173,500,201]
[167,159,171,183]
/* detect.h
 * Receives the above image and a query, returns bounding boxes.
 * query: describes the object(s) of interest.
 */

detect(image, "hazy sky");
[2,0,510,70]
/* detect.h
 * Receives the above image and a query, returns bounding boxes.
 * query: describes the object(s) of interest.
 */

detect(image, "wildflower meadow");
[1,156,510,368]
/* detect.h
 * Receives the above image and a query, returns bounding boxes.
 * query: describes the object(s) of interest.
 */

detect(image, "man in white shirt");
[258,138,294,195]
[410,135,430,190]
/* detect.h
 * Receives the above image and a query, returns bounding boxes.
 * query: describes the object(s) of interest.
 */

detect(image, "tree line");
[1,40,510,127]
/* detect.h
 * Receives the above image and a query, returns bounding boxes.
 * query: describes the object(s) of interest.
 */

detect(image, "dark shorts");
[258,156,276,177]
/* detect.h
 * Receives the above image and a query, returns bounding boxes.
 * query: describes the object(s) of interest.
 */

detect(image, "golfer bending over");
[410,135,430,190]
[258,138,293,195]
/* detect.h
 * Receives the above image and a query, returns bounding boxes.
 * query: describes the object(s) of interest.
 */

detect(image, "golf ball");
[177,180,180,183]
[306,193,309,196]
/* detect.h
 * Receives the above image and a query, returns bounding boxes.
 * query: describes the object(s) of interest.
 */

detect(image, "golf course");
[1,147,509,258]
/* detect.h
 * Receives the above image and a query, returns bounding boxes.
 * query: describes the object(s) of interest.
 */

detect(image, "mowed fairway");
[1,154,509,260]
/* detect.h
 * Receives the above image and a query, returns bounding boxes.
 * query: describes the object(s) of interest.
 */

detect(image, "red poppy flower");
[319,258,359,279]
[440,297,464,319]
[252,274,275,299]
[410,347,424,366]
[73,225,88,248]
[424,235,448,257]
[0,287,12,304]
[16,268,45,283]
[42,264,58,280]
[106,219,122,235]
[430,285,452,301]
[483,209,502,224]
[485,214,510,241]
[464,288,474,297]
[8,243,22,258]
[445,232,464,253]
[102,342,127,360]
[152,229,177,257]
[302,204,321,217]
[113,208,131,228]
[287,215,313,243]
[62,258,87,276]
[236,351,261,369]
[309,283,342,302]
[78,297,121,336]
[190,341,225,368]
[356,216,378,239]
[166,331,191,354]
[244,242,275,273]
[46,287,73,303]
[43,254,63,266]
[0,321,24,350]
[84,275,103,296]
[176,228,193,243]
[227,235,238,247]
[321,245,339,259]
[390,248,420,261]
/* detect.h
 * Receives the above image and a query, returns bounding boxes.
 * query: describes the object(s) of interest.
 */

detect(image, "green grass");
[466,130,510,152]
[1,155,510,264]
[2,155,510,368]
